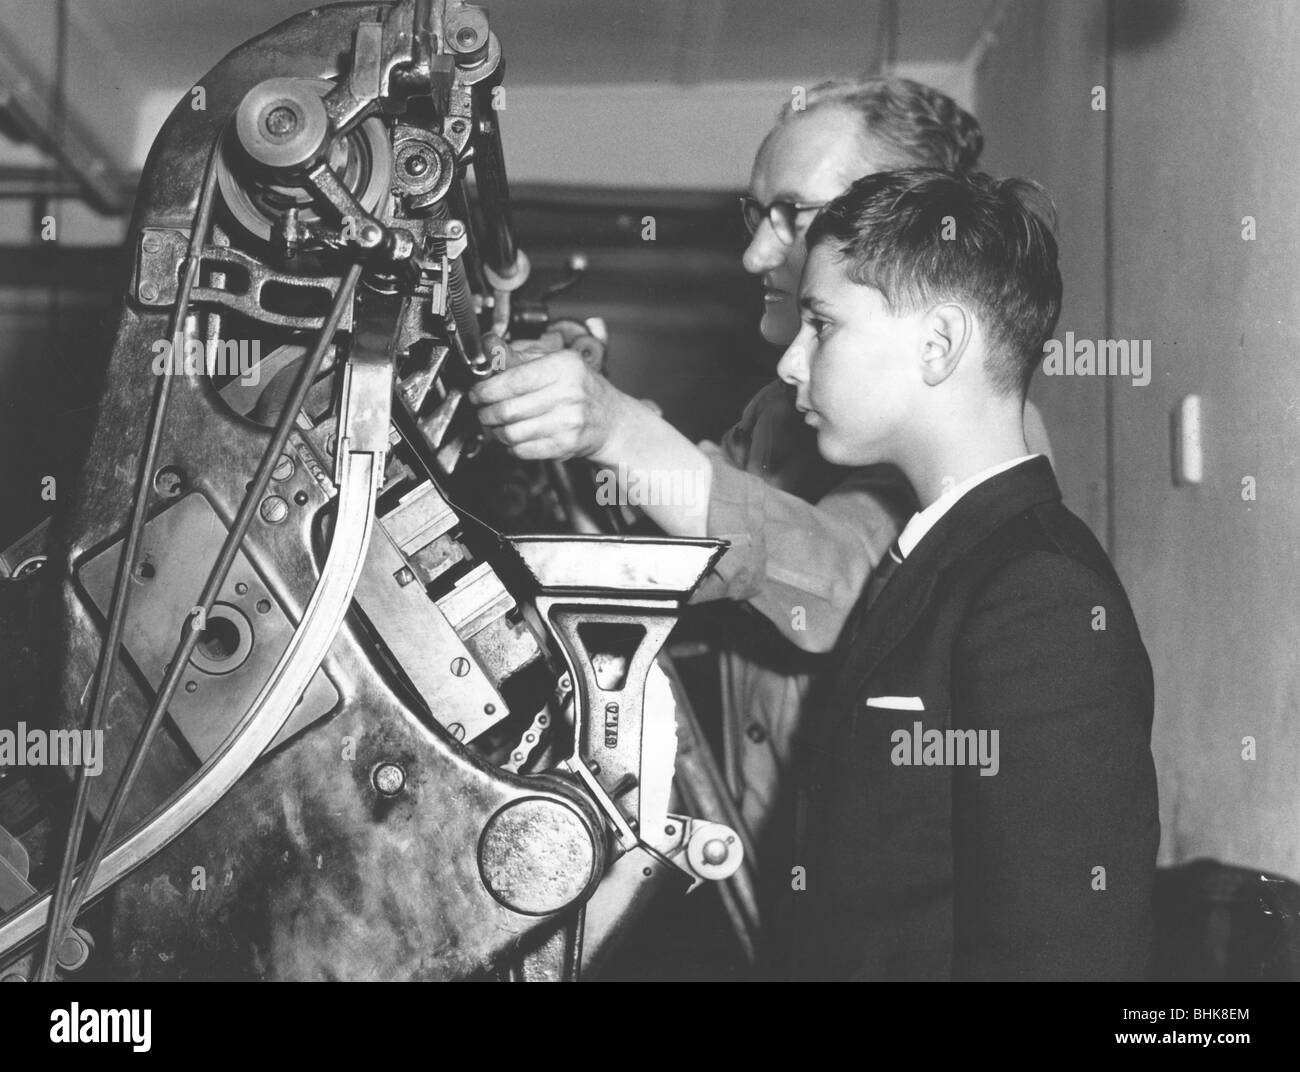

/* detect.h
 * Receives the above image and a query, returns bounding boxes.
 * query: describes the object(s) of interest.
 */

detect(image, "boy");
[775,168,1159,980]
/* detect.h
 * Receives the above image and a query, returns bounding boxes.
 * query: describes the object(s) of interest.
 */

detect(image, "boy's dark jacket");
[785,456,1160,980]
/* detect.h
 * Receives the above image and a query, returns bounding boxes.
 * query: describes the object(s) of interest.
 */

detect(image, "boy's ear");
[918,302,974,387]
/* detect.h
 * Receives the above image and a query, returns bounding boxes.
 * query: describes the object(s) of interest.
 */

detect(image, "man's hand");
[469,337,713,537]
[469,345,622,461]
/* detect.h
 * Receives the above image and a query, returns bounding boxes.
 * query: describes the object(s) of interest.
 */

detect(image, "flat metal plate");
[78,493,340,762]
[509,536,725,597]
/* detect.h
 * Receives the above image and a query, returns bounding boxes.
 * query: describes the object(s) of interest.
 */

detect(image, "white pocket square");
[865,695,925,710]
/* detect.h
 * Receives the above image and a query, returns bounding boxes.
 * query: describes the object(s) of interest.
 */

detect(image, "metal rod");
[36,138,224,981]
[38,256,363,980]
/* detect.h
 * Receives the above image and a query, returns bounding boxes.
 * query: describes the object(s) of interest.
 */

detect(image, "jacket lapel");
[837,457,1064,695]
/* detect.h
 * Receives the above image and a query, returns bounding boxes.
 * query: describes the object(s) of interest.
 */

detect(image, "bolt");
[456,25,480,48]
[447,722,466,741]
[394,566,415,587]
[255,598,272,614]
[153,466,183,496]
[665,824,676,836]
[557,674,572,692]
[450,119,467,134]
[359,222,383,247]
[372,762,405,796]
[185,681,197,693]
[264,105,299,137]
[55,932,90,972]
[234,582,248,596]
[450,657,470,677]
[446,220,465,239]
[141,234,162,254]
[642,866,653,878]
[271,453,295,481]
[404,154,430,177]
[139,282,159,302]
[259,495,289,524]
[702,838,729,866]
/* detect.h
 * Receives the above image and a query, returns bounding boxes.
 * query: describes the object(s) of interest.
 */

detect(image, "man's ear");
[918,302,974,387]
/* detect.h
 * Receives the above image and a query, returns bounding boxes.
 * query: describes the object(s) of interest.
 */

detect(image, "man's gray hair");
[779,77,983,172]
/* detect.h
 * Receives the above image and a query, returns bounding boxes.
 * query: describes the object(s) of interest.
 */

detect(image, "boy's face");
[776,243,925,466]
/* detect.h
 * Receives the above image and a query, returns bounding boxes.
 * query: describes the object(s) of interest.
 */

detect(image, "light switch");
[1173,394,1203,485]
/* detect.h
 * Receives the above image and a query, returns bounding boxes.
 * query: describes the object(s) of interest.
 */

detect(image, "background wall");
[976,0,1300,882]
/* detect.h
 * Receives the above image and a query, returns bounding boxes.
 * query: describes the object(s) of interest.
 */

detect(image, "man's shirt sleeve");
[692,381,913,653]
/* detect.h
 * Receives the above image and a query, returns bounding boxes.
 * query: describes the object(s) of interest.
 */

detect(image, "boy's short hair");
[806,168,1063,397]
[777,77,984,172]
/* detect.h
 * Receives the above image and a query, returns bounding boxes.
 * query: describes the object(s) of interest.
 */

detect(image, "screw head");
[271,453,295,481]
[372,762,406,796]
[447,722,466,741]
[450,657,470,677]
[153,465,183,497]
[404,154,430,177]
[141,234,162,254]
[139,282,159,302]
[259,495,289,524]
[702,838,729,866]
[263,104,299,137]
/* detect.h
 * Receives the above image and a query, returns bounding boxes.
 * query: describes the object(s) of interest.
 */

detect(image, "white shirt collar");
[896,454,1042,559]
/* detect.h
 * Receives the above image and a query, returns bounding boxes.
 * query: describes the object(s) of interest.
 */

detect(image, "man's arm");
[471,353,912,651]
[950,551,1159,981]
[470,348,715,535]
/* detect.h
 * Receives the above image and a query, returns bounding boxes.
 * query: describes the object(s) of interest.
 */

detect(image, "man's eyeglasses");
[740,195,829,245]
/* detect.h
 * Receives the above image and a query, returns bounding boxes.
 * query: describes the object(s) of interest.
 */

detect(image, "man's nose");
[777,329,811,386]
[741,221,784,275]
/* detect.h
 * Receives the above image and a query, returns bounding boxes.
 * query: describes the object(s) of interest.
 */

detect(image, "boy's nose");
[777,332,810,386]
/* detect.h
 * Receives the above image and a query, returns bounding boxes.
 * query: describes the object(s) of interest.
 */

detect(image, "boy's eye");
[807,317,830,339]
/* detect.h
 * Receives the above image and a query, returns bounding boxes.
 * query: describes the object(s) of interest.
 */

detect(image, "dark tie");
[863,538,905,611]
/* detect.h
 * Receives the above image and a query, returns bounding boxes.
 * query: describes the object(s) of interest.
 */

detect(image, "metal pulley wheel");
[217,77,393,243]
